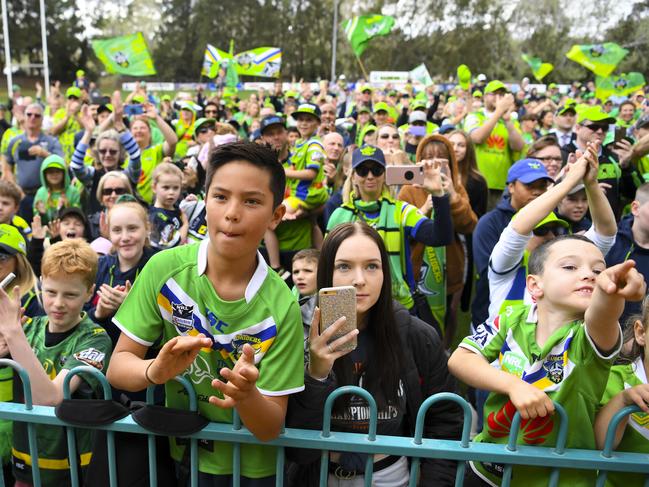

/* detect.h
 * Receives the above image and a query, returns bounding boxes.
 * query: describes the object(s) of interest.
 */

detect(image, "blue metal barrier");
[0,360,648,487]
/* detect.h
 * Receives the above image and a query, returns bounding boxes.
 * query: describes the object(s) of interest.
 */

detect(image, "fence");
[0,359,647,487]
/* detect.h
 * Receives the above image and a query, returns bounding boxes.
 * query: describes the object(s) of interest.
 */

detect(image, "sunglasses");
[533,225,567,237]
[583,123,609,133]
[536,156,562,163]
[25,112,42,118]
[98,148,119,156]
[379,133,400,140]
[102,187,128,196]
[0,253,13,262]
[355,163,385,177]
[197,127,214,134]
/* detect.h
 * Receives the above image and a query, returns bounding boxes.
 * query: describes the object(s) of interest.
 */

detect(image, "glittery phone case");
[318,286,357,352]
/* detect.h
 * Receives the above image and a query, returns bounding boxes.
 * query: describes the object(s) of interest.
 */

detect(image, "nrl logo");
[171,302,194,331]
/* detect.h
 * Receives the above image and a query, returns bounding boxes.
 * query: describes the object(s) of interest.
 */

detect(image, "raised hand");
[147,334,213,385]
[307,307,358,380]
[209,343,261,408]
[597,260,646,302]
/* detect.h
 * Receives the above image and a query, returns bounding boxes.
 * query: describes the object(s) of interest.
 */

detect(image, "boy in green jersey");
[449,235,646,487]
[0,238,111,485]
[107,142,305,484]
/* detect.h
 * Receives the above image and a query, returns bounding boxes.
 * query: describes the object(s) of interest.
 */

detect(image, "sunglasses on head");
[533,224,567,237]
[379,133,400,140]
[102,187,128,196]
[98,148,119,156]
[584,123,609,133]
[355,163,385,177]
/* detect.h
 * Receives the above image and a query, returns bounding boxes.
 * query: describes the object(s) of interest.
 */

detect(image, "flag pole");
[331,0,338,82]
[1,0,12,99]
[355,54,369,80]
[39,0,50,98]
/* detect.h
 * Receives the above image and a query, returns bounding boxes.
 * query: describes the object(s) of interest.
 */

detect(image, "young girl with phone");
[286,222,462,486]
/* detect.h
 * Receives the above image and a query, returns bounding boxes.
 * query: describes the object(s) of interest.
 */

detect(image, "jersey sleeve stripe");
[258,385,305,396]
[112,318,155,347]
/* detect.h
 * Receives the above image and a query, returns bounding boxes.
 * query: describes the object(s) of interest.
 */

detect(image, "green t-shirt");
[52,108,81,162]
[137,143,165,204]
[113,241,305,477]
[464,109,521,191]
[0,126,22,156]
[287,137,328,209]
[274,219,312,252]
[461,304,620,487]
[12,314,112,485]
[599,357,649,487]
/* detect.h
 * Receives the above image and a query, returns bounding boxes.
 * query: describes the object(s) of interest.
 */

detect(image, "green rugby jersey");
[287,137,328,208]
[599,357,649,487]
[113,241,305,478]
[136,143,164,204]
[12,314,112,485]
[461,304,620,487]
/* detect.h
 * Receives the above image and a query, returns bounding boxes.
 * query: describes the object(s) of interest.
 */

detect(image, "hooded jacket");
[33,155,81,225]
[285,299,462,486]
[605,214,649,324]
[399,134,478,295]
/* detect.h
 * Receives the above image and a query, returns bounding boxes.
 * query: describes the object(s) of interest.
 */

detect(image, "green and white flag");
[235,47,282,78]
[565,43,628,77]
[342,15,395,57]
[92,33,156,76]
[595,72,646,101]
[410,63,433,86]
[202,43,231,78]
[521,54,554,81]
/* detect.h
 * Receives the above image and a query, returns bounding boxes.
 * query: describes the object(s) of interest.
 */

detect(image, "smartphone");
[319,286,357,352]
[386,165,424,186]
[438,159,450,178]
[0,273,16,290]
[124,104,144,116]
[407,125,426,137]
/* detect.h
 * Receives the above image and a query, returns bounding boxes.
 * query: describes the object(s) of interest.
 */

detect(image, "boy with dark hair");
[107,141,305,485]
[450,233,646,486]
[0,239,111,485]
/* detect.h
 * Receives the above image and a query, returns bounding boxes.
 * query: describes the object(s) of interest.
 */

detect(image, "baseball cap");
[260,115,285,133]
[76,69,85,77]
[635,114,649,130]
[58,206,88,227]
[556,99,577,116]
[285,90,299,99]
[291,103,321,121]
[161,95,172,102]
[576,106,615,125]
[477,73,487,82]
[66,86,82,99]
[409,111,427,124]
[357,105,371,114]
[351,145,386,170]
[373,102,389,114]
[512,211,569,231]
[250,129,262,142]
[0,224,27,256]
[193,118,216,135]
[131,94,146,104]
[179,101,197,114]
[506,158,554,184]
[360,84,373,93]
[484,80,507,94]
[97,103,113,115]
[472,90,483,98]
[411,100,427,111]
[548,83,558,89]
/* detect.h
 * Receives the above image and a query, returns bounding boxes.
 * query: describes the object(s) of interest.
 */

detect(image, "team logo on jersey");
[171,303,194,331]
[186,354,220,385]
[74,348,106,370]
[542,354,564,384]
[232,334,263,359]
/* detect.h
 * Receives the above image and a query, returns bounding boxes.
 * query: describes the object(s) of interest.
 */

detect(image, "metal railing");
[0,359,647,487]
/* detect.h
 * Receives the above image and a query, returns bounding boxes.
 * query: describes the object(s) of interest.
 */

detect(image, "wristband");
[144,360,158,385]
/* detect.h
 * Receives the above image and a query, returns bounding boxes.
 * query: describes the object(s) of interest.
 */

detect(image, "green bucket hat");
[484,80,507,94]
[0,224,27,256]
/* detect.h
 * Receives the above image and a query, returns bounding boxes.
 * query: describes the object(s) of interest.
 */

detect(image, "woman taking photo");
[286,222,462,486]
[326,145,453,316]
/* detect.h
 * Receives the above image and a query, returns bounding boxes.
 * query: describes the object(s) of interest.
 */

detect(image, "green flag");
[341,15,395,57]
[521,54,554,81]
[91,33,156,76]
[202,43,231,78]
[235,47,282,78]
[565,42,628,77]
[411,63,433,86]
[595,72,646,101]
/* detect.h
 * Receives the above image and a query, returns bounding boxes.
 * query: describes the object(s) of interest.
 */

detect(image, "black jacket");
[285,300,463,486]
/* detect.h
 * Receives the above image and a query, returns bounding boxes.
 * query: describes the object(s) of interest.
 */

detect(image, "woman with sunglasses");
[88,171,135,244]
[326,145,453,316]
[376,124,402,152]
[286,222,462,486]
[485,143,616,325]
[71,92,141,215]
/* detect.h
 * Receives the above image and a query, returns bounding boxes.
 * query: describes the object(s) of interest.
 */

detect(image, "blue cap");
[507,158,554,184]
[250,129,262,142]
[259,115,285,133]
[351,145,386,169]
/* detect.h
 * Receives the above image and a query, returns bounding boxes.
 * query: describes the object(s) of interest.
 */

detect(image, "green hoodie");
[33,155,81,225]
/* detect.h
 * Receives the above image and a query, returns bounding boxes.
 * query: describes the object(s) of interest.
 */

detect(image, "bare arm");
[284,167,317,181]
[470,111,502,145]
[505,119,525,152]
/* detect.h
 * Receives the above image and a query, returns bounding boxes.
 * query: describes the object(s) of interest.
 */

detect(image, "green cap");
[97,103,113,114]
[556,99,577,116]
[358,105,371,114]
[161,94,172,102]
[132,94,146,104]
[76,69,85,77]
[457,64,472,90]
[66,86,82,99]
[373,102,389,114]
[291,102,321,121]
[0,224,26,256]
[484,80,507,94]
[285,90,299,99]
[179,101,199,114]
[512,211,569,231]
[193,117,216,136]
[576,105,616,125]
[360,84,373,93]
[411,100,427,111]
[548,83,557,89]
